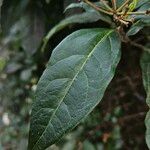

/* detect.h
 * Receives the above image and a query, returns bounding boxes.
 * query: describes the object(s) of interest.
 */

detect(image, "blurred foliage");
[0,0,149,149]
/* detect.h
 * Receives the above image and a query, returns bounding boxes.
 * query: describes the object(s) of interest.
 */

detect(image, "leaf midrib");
[32,29,113,149]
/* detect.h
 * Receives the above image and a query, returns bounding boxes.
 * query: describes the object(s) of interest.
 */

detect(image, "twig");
[100,0,114,12]
[117,0,130,12]
[118,11,149,15]
[129,40,150,52]
[86,112,146,138]
[118,112,146,124]
[111,0,117,10]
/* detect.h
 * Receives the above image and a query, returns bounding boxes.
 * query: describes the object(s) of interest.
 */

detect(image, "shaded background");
[0,0,149,149]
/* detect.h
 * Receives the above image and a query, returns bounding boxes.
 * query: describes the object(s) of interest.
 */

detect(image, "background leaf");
[1,0,46,54]
[28,28,121,150]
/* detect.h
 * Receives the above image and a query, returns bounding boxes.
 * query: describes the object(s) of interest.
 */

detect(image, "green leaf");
[135,1,150,20]
[1,0,29,35]
[28,28,121,150]
[129,0,138,12]
[141,51,150,149]
[116,0,125,7]
[64,2,87,12]
[136,0,149,9]
[41,12,111,52]
[127,1,150,36]
[64,2,108,13]
[127,20,149,36]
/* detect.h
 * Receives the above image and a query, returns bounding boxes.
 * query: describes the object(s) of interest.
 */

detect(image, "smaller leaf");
[41,12,111,52]
[64,2,107,13]
[129,0,138,12]
[127,1,150,36]
[1,0,29,35]
[116,0,125,7]
[136,0,149,9]
[134,2,150,21]
[127,20,149,36]
[141,51,150,149]
[64,2,86,12]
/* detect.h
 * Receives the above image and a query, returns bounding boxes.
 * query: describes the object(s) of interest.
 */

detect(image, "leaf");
[127,1,150,36]
[116,0,125,7]
[141,51,150,149]
[64,2,88,12]
[129,0,138,12]
[136,0,149,9]
[64,1,108,13]
[28,28,121,150]
[41,12,111,52]
[22,7,45,54]
[132,1,150,23]
[127,20,149,36]
[1,0,29,35]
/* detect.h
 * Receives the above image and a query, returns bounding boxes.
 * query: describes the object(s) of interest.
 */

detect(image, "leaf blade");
[28,28,121,150]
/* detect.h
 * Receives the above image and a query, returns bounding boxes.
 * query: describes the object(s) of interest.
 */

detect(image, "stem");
[129,41,150,52]
[118,11,148,15]
[100,0,114,12]
[117,0,130,12]
[126,37,150,52]
[83,0,113,15]
[111,0,117,10]
[120,19,129,25]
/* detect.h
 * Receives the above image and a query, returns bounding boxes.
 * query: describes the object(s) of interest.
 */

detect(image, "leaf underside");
[28,28,121,150]
[141,52,150,149]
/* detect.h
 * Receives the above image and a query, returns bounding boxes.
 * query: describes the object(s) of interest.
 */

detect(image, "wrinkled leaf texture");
[28,28,121,150]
